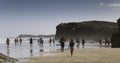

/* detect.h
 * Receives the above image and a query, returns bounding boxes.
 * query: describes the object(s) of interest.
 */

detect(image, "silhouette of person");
[105,38,108,47]
[53,38,55,46]
[16,38,18,44]
[14,38,17,46]
[19,38,22,46]
[30,38,33,47]
[107,41,110,46]
[6,38,10,48]
[69,38,75,56]
[38,38,44,47]
[99,39,102,47]
[49,38,52,46]
[76,38,80,48]
[82,38,85,48]
[59,36,66,52]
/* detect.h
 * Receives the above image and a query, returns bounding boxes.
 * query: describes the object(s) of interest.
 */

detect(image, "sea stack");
[111,18,120,48]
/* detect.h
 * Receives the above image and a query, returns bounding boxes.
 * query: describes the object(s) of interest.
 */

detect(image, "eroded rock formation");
[55,21,118,40]
[111,18,120,48]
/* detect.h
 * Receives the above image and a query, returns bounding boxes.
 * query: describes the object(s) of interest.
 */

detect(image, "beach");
[0,38,113,63]
[20,48,120,63]
[0,38,111,58]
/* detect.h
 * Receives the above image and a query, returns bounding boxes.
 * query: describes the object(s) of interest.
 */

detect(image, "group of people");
[49,38,55,46]
[99,39,111,47]
[14,38,22,46]
[6,38,22,48]
[59,36,85,56]
[29,38,55,47]
[59,36,111,56]
[5,37,111,57]
[6,37,55,48]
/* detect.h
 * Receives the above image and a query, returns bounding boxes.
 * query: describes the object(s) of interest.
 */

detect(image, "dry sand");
[21,48,120,63]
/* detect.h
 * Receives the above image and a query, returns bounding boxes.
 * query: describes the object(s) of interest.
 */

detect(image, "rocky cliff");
[55,21,118,40]
[111,18,120,48]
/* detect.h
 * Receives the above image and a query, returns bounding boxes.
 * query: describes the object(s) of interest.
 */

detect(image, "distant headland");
[17,34,55,38]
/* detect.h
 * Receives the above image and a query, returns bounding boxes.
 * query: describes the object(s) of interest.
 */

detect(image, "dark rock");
[55,21,118,40]
[111,18,120,48]
[0,53,18,62]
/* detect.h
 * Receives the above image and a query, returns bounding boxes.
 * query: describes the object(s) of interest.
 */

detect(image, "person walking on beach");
[76,38,80,48]
[69,38,75,56]
[30,38,33,47]
[49,38,52,46]
[19,38,22,46]
[6,38,10,48]
[59,36,66,52]
[38,38,44,47]
[82,38,85,48]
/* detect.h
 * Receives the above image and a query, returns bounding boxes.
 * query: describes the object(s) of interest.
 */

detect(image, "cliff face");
[111,18,120,48]
[55,21,118,40]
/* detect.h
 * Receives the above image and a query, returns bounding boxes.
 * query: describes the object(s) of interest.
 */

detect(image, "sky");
[0,0,120,38]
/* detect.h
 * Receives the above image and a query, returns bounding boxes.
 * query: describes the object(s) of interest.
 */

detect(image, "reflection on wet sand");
[7,48,10,57]
[30,46,33,57]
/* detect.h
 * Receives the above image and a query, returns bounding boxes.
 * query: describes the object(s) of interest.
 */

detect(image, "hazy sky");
[0,0,120,38]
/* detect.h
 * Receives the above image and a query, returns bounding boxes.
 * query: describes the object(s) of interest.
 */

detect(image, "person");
[76,38,80,48]
[38,38,44,47]
[49,38,52,46]
[53,38,55,46]
[30,38,33,47]
[69,38,75,56]
[99,39,102,46]
[105,38,108,47]
[107,40,110,46]
[82,38,85,48]
[59,36,66,52]
[19,38,22,46]
[14,38,17,46]
[6,38,10,48]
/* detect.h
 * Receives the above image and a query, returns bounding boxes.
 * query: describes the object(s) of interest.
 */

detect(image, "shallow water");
[0,39,111,60]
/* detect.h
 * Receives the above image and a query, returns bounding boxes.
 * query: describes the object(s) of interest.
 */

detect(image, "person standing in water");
[82,38,85,48]
[38,38,44,47]
[49,38,52,46]
[6,38,10,48]
[14,38,17,46]
[59,36,66,52]
[99,39,102,47]
[69,38,75,56]
[30,38,33,47]
[76,38,80,48]
[19,38,22,46]
[53,38,55,46]
[105,38,109,47]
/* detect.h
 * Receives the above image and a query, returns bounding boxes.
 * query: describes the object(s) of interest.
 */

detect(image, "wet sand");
[20,48,120,63]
